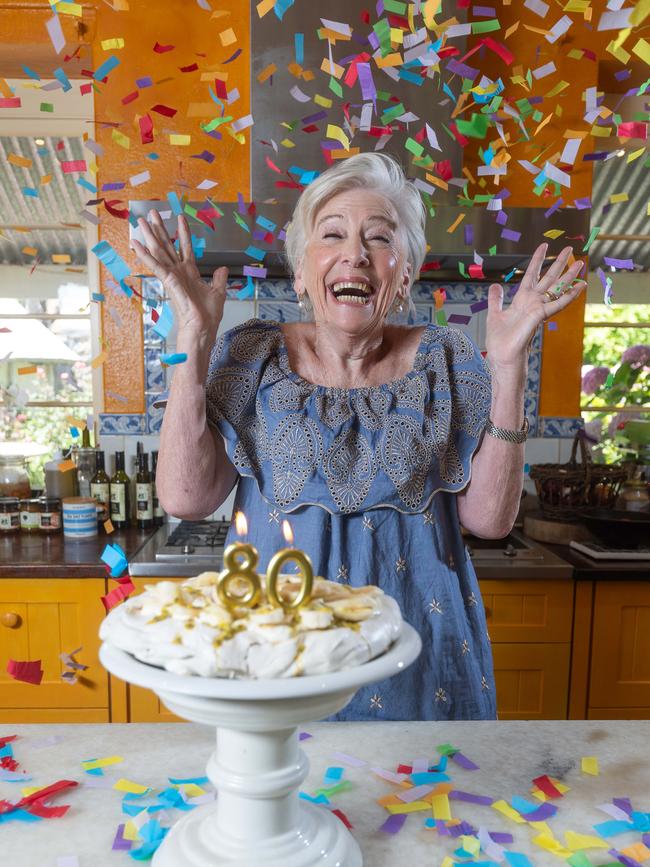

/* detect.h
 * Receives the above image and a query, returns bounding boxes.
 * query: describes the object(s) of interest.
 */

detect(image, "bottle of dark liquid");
[151,450,165,526]
[90,450,111,524]
[135,452,154,529]
[110,451,130,529]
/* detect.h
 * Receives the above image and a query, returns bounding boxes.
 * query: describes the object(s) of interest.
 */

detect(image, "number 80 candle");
[266,520,313,610]
[216,514,313,612]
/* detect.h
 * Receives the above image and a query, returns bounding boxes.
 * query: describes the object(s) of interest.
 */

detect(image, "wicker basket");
[529,432,626,521]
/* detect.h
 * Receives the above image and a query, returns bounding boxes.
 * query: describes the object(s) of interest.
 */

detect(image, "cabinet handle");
[1,612,20,628]
[0,611,20,629]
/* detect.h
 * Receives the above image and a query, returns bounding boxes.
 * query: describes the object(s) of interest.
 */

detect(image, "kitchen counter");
[1,720,647,865]
[543,542,650,581]
[0,527,157,578]
[129,525,576,579]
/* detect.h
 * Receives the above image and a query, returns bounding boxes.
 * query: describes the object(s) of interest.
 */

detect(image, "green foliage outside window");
[581,304,650,464]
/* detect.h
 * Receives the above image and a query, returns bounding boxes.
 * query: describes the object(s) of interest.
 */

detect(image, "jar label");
[0,512,19,530]
[136,483,153,519]
[110,485,127,522]
[91,483,110,520]
[20,511,40,530]
[40,512,61,529]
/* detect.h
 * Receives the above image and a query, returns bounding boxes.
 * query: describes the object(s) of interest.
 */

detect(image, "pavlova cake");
[99,571,403,678]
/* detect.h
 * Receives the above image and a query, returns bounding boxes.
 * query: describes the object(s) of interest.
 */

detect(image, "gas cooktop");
[155,520,231,561]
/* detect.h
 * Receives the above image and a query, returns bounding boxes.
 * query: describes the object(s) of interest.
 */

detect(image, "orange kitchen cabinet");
[0,578,109,722]
[588,581,650,715]
[479,579,574,719]
[479,580,573,643]
[111,576,185,723]
[491,643,571,719]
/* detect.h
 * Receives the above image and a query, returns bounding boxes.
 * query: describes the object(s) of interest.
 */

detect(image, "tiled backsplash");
[98,277,582,519]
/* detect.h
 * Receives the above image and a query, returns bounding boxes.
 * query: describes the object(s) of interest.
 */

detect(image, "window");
[581,137,650,467]
[0,133,95,486]
[581,302,650,464]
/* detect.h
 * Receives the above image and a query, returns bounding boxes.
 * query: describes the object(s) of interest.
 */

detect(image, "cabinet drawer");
[492,643,570,720]
[589,582,650,708]
[479,580,573,643]
[0,579,108,713]
[587,707,650,720]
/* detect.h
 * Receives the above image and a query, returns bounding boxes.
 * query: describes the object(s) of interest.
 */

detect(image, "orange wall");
[462,1,618,418]
[92,0,250,413]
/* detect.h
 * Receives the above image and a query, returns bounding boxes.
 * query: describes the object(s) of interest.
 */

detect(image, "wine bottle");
[135,452,154,529]
[90,450,110,524]
[151,450,165,526]
[110,451,130,529]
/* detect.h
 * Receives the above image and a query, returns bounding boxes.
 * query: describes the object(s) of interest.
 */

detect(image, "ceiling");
[588,150,650,274]
[0,134,88,270]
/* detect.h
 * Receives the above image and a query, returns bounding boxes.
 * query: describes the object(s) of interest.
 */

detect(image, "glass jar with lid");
[0,455,31,499]
[20,498,41,532]
[620,479,650,512]
[0,497,20,533]
[39,497,62,533]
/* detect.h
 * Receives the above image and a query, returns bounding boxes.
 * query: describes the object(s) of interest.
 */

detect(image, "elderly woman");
[132,153,585,721]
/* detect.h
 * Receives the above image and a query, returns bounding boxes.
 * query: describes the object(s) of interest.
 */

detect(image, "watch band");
[484,416,529,443]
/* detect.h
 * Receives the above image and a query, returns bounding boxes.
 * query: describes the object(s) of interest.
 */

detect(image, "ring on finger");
[543,289,557,302]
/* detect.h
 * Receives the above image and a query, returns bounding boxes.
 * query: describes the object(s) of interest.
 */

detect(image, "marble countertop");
[1,720,648,866]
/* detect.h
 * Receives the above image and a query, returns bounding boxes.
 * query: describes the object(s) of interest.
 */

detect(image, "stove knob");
[503,543,517,558]
[182,544,195,555]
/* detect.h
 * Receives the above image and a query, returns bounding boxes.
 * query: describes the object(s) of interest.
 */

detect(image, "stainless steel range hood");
[129,199,591,280]
[128,0,590,281]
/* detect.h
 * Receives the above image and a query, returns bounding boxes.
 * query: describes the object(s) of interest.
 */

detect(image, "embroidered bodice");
[205,318,492,515]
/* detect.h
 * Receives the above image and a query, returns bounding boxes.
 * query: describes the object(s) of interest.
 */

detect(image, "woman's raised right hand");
[131,210,227,342]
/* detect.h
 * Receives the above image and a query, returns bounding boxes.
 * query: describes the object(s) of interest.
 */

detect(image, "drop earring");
[387,294,412,325]
[297,292,314,322]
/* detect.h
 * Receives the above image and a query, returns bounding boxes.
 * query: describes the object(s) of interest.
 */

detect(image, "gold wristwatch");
[484,416,529,443]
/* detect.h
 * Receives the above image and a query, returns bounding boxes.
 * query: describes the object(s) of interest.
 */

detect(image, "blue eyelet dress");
[205,318,497,721]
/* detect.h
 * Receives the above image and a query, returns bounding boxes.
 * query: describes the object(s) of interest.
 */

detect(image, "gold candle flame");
[266,519,313,610]
[235,511,248,537]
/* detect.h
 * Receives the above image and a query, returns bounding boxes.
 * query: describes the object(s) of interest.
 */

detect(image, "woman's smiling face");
[295,188,411,334]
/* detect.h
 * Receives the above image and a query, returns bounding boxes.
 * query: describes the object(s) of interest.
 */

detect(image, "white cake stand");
[100,624,421,867]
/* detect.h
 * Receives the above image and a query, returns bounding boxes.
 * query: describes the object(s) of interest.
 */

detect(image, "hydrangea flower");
[581,365,610,395]
[621,344,650,370]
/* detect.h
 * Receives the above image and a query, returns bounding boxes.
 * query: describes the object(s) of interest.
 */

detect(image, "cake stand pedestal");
[100,624,421,867]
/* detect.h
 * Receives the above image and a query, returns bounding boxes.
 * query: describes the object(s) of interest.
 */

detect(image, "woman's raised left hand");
[485,243,586,372]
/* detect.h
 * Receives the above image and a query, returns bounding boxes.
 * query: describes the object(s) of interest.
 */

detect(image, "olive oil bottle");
[135,452,154,529]
[151,450,165,526]
[110,451,130,529]
[90,450,110,524]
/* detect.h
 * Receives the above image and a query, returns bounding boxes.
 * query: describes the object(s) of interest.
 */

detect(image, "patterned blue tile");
[99,413,146,435]
[145,394,165,434]
[258,301,301,323]
[257,278,294,300]
[145,348,166,392]
[538,417,583,438]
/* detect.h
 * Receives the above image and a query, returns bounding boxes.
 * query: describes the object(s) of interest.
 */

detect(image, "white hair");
[284,152,426,289]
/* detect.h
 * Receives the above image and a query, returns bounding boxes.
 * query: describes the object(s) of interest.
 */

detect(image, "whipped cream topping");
[100,572,403,678]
